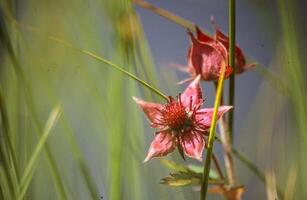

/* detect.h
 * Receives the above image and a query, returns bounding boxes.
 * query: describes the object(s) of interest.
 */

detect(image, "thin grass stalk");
[218,115,236,187]
[15,11,114,197]
[12,20,168,100]
[0,18,21,198]
[15,59,68,200]
[31,64,101,199]
[214,82,236,187]
[277,0,307,197]
[232,146,284,200]
[0,134,16,199]
[0,88,19,180]
[12,17,162,200]
[0,177,3,199]
[0,166,14,199]
[233,149,283,198]
[213,135,285,198]
[284,164,298,200]
[11,21,170,198]
[133,0,196,31]
[17,105,62,200]
[212,153,225,181]
[228,0,235,145]
[0,88,20,199]
[76,49,168,100]
[200,64,226,200]
[1,28,69,199]
[222,0,237,188]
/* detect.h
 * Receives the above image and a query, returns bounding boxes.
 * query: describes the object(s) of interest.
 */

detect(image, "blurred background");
[0,0,306,199]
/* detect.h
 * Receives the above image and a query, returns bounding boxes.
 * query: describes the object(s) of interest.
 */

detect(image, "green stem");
[232,148,264,182]
[228,0,236,143]
[50,37,168,101]
[212,153,225,180]
[18,106,62,200]
[232,148,284,199]
[13,21,168,101]
[200,65,226,200]
[214,82,236,186]
[214,136,284,199]
[133,0,196,31]
[1,18,69,199]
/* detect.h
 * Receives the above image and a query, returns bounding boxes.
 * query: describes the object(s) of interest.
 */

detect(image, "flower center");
[162,100,190,131]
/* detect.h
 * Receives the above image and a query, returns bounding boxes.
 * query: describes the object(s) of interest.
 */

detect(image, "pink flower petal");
[143,131,176,162]
[133,97,164,128]
[196,26,215,43]
[196,106,233,129]
[215,29,254,74]
[199,46,228,80]
[188,31,205,75]
[188,31,231,81]
[215,29,229,42]
[180,132,205,161]
[181,75,202,108]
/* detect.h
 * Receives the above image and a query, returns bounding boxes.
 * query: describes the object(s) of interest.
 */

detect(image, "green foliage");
[160,160,222,187]
[0,0,306,199]
[0,0,185,200]
[161,172,202,187]
[18,105,62,200]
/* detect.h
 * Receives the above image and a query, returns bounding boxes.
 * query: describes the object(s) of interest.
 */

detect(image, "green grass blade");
[1,11,69,199]
[278,0,307,198]
[10,20,168,100]
[17,105,62,200]
[201,65,226,199]
[228,0,236,143]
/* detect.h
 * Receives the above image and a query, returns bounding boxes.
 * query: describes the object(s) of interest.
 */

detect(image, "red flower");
[185,29,233,81]
[177,20,255,82]
[207,19,256,74]
[133,76,232,162]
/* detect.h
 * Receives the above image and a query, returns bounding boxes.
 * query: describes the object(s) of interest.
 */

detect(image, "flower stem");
[75,49,168,100]
[218,113,236,186]
[133,0,196,32]
[213,135,284,198]
[212,153,225,181]
[228,0,236,143]
[200,64,226,200]
[232,148,284,198]
[213,81,236,188]
[13,21,168,101]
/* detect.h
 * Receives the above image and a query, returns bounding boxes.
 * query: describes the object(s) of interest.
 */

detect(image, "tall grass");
[0,0,187,199]
[0,0,306,199]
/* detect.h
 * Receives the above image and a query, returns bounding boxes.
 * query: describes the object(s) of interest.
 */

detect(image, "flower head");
[133,76,232,162]
[177,20,255,82]
[209,18,256,74]
[186,29,233,81]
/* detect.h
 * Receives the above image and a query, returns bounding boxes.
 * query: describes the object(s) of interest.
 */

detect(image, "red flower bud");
[176,20,255,83]
[187,28,233,81]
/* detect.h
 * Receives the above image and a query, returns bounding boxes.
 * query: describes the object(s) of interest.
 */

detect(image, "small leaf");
[187,164,203,173]
[160,159,189,173]
[161,160,219,180]
[160,172,201,186]
[160,160,224,187]
[187,164,219,179]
